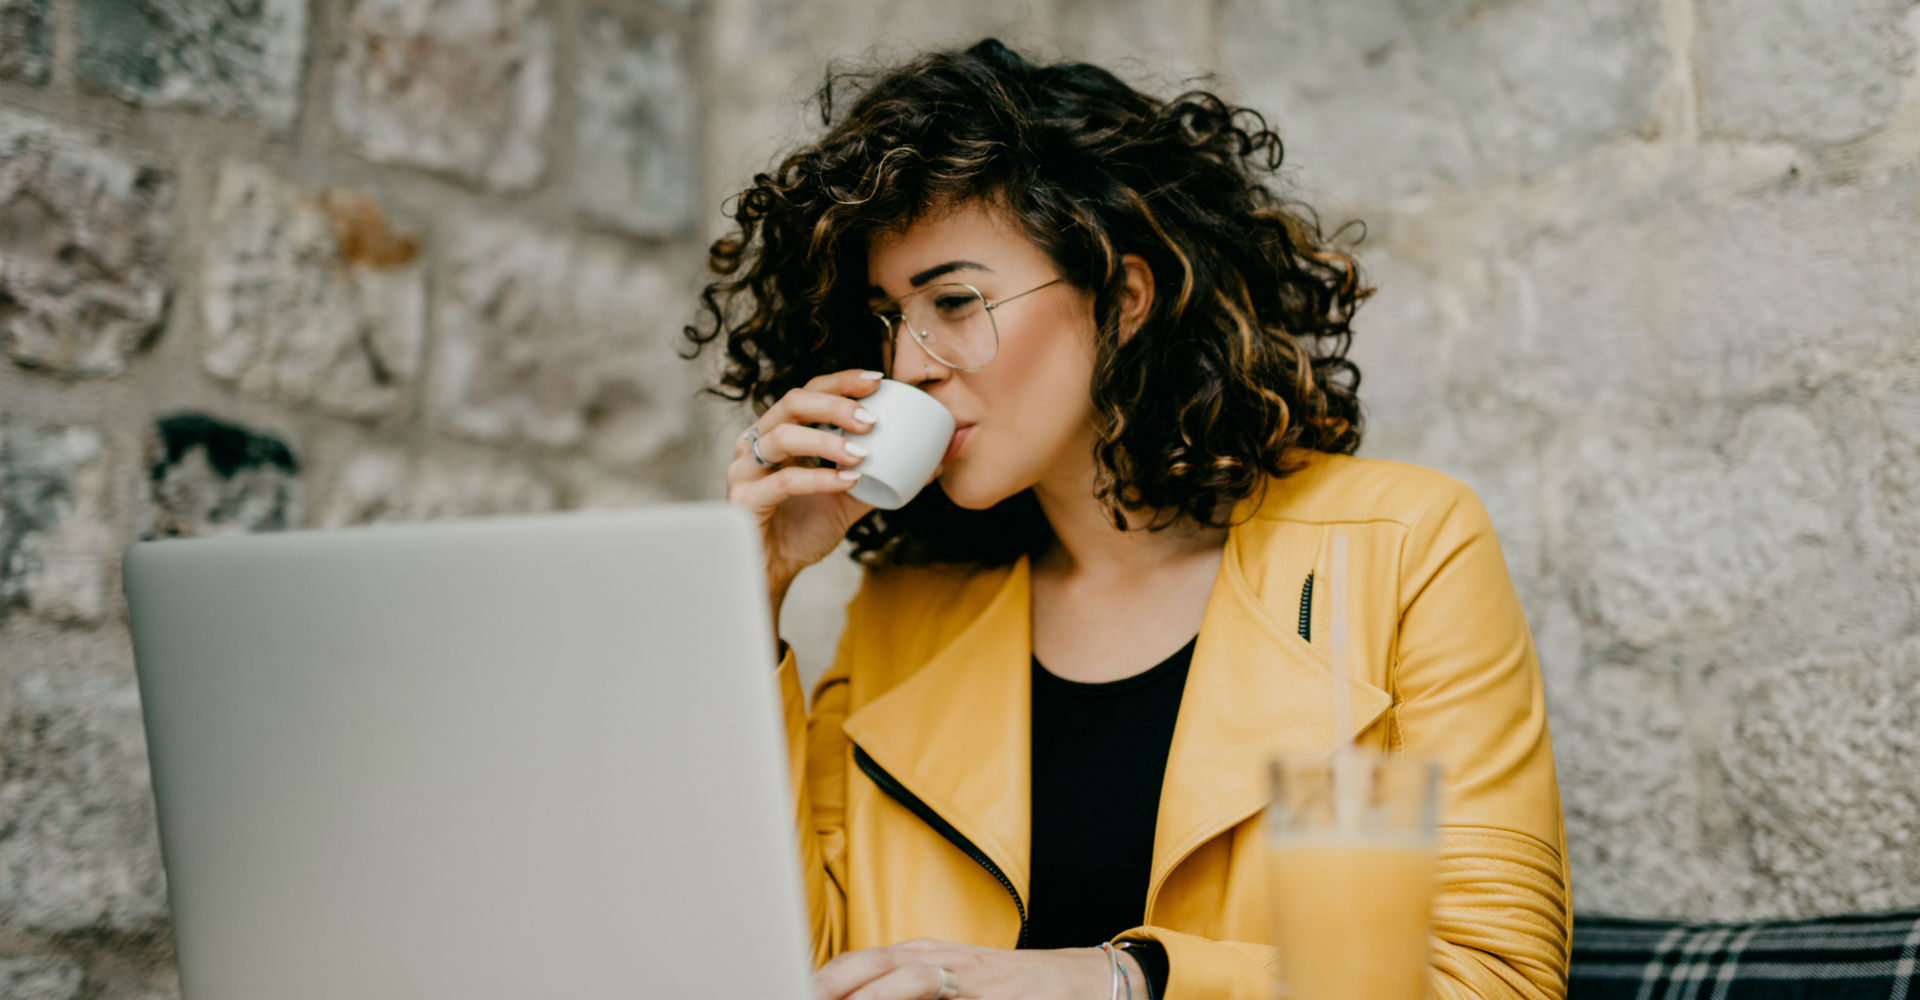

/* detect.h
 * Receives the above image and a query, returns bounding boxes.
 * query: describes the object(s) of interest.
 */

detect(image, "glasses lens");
[898,284,996,369]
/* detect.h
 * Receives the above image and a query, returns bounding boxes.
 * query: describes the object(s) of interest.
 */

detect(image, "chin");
[934,467,1014,511]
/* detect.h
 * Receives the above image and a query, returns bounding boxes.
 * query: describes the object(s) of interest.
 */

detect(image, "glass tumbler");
[1266,752,1441,1000]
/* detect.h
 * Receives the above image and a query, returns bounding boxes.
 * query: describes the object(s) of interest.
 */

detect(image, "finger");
[753,423,870,469]
[727,434,787,485]
[802,368,887,398]
[813,946,907,1000]
[844,963,952,1000]
[727,426,858,487]
[728,465,859,513]
[752,387,880,441]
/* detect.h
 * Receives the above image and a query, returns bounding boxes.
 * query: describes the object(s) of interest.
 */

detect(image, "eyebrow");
[867,260,992,300]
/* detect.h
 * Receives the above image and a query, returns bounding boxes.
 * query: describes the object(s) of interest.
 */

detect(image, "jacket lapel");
[839,557,1036,899]
[1147,523,1391,906]
[836,490,1396,919]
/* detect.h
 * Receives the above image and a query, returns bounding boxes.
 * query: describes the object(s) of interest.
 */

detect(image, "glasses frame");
[874,277,1064,373]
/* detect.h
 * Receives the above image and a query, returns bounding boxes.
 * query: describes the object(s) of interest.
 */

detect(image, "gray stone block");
[1218,0,1666,199]
[0,422,114,624]
[0,639,168,934]
[1870,362,1920,585]
[74,0,308,128]
[316,449,560,526]
[1697,0,1915,145]
[1057,0,1216,86]
[0,0,49,84]
[568,473,675,512]
[710,0,1062,72]
[0,956,85,1000]
[1557,406,1849,653]
[573,7,701,237]
[332,0,554,191]
[430,219,697,463]
[1483,167,1920,407]
[94,987,177,1000]
[402,458,560,519]
[200,162,428,421]
[698,0,1074,222]
[1552,664,1708,918]
[1718,637,1920,916]
[1540,398,1917,921]
[0,113,173,379]
[142,414,302,539]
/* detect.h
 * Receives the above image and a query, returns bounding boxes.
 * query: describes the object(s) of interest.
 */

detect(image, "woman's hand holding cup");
[728,369,887,613]
[730,369,958,657]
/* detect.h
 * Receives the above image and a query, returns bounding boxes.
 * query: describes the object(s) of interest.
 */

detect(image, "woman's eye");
[933,296,976,314]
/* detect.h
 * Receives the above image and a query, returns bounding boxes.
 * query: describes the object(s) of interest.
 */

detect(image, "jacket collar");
[837,499,1392,906]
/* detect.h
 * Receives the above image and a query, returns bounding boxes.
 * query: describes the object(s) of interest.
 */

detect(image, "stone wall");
[1235,0,1920,921]
[770,0,1920,927]
[1,0,1915,995]
[2,0,732,993]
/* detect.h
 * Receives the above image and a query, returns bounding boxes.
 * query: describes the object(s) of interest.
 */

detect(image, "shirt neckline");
[1032,634,1199,698]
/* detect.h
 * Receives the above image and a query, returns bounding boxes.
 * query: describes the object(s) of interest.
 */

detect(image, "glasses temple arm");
[984,277,1065,311]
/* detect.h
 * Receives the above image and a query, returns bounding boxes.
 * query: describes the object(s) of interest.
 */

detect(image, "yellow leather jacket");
[775,453,1571,999]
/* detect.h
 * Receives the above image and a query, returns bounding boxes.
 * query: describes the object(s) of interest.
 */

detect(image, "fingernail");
[859,370,884,380]
[854,407,877,425]
[844,442,870,457]
[837,469,861,481]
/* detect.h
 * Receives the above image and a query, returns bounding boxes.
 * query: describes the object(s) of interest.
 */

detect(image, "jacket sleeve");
[775,598,859,969]
[1393,477,1571,1000]
[1110,927,1275,1000]
[1117,477,1570,1000]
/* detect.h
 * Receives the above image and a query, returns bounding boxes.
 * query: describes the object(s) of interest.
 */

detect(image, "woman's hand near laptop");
[728,369,885,653]
[811,939,1137,1000]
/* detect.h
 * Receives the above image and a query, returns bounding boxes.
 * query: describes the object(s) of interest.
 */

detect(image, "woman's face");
[866,200,1100,511]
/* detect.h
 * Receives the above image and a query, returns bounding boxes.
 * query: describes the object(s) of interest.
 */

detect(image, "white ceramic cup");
[833,379,956,510]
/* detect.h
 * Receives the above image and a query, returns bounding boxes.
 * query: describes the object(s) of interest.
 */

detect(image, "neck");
[1029,438,1227,579]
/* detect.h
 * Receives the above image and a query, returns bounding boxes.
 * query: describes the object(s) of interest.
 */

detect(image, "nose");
[884,320,952,388]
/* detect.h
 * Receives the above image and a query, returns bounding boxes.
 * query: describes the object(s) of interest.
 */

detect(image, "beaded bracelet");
[1099,940,1134,1000]
[1113,941,1157,1000]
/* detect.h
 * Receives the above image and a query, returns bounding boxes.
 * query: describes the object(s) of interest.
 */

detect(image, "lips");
[943,424,974,463]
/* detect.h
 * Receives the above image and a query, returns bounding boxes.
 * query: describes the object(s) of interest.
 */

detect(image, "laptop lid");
[123,504,811,1000]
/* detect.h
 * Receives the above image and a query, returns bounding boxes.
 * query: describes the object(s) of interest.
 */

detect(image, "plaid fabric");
[1570,908,1920,1000]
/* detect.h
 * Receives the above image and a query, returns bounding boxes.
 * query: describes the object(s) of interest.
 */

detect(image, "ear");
[1116,253,1155,345]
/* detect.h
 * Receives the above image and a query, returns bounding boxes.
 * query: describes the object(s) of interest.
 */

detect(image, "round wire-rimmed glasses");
[874,277,1063,372]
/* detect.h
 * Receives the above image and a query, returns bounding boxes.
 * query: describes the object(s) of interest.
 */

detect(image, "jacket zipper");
[852,745,1030,948]
[1298,571,1314,642]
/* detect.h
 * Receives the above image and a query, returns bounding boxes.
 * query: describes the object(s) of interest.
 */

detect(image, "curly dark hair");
[683,38,1371,568]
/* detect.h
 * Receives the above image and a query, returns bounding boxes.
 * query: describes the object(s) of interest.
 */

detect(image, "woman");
[686,39,1569,1000]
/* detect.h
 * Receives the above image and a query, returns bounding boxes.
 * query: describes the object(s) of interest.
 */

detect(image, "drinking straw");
[1328,529,1360,830]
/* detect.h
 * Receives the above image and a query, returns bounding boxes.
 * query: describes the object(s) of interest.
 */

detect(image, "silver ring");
[743,426,773,468]
[933,965,960,1000]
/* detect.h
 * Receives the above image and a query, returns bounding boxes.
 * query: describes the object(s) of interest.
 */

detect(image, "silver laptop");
[123,504,812,1000]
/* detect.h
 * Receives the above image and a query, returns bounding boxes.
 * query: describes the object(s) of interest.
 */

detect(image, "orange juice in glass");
[1266,753,1439,1000]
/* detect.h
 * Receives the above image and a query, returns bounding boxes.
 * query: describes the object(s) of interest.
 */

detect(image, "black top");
[1026,634,1195,982]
